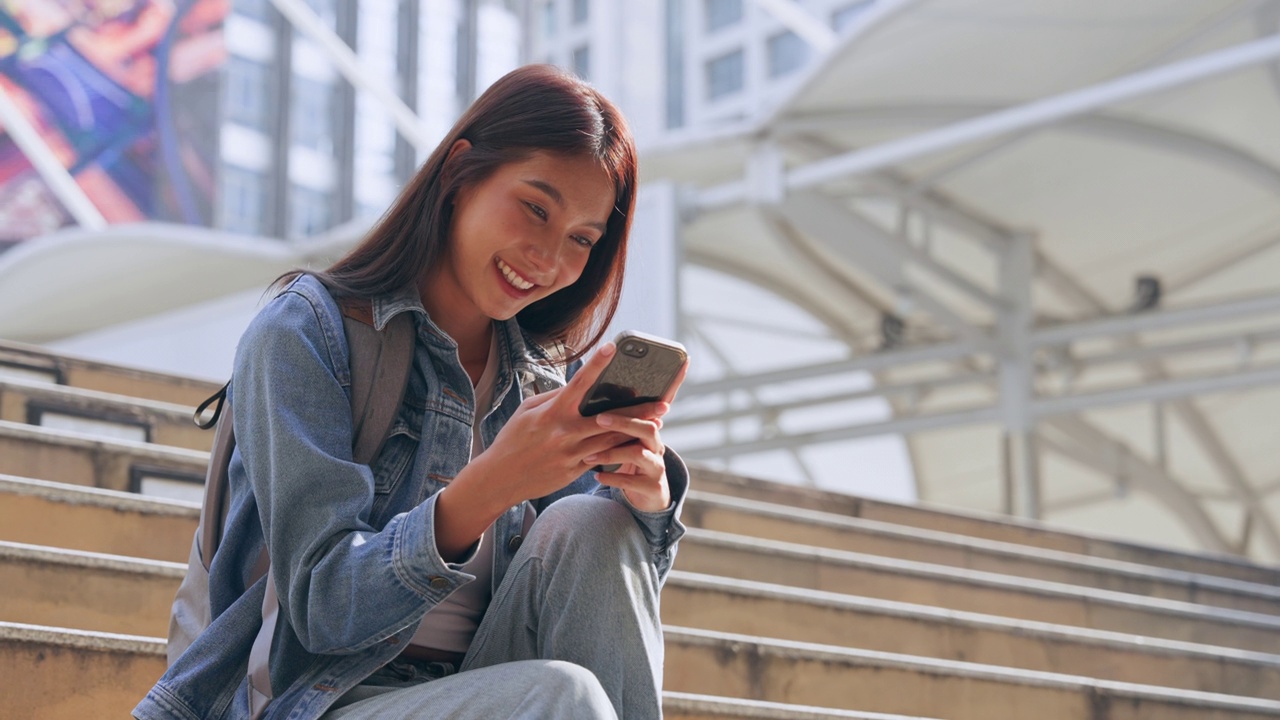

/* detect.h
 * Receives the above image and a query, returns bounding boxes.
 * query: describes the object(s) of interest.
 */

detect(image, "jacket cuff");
[391,493,479,602]
[609,446,689,552]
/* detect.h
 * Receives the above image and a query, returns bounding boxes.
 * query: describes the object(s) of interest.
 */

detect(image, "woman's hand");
[582,361,688,513]
[435,343,676,558]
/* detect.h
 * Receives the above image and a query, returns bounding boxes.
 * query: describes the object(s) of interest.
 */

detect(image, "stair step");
[0,376,211,451]
[0,340,221,408]
[0,475,198,563]
[10,538,1280,702]
[678,528,1280,653]
[691,469,1280,586]
[664,571,1280,700]
[9,474,1279,625]
[685,490,1280,614]
[0,623,937,720]
[665,626,1280,720]
[0,420,206,494]
[0,542,184,637]
[0,622,167,720]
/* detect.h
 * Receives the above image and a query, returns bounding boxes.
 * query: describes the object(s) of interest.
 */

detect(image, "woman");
[135,65,688,720]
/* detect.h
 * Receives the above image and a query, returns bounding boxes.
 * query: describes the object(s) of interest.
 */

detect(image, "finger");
[594,414,661,453]
[603,401,670,421]
[583,442,662,472]
[661,361,689,404]
[561,342,616,414]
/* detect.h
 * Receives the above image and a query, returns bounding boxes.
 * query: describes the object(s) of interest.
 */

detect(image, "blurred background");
[1,0,1279,563]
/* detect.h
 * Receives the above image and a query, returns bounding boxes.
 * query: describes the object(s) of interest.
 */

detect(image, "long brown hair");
[285,64,637,364]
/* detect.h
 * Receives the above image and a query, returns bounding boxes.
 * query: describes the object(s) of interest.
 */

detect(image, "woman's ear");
[446,139,472,164]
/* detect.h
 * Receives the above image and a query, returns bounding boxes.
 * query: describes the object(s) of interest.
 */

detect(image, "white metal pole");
[749,0,837,52]
[1032,292,1280,346]
[269,0,433,152]
[0,87,107,231]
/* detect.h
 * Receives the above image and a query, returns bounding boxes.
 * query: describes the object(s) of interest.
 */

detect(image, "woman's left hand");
[583,363,688,513]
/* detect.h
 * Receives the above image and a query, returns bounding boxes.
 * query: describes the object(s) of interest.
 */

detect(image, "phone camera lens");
[622,342,647,357]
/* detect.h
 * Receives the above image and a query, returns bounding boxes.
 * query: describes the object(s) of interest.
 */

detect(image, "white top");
[408,330,502,654]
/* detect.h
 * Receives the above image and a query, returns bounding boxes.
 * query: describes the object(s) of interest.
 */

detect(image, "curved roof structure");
[0,222,362,344]
[647,0,1280,561]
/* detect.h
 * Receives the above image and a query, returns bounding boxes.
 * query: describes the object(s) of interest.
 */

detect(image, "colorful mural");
[0,0,227,243]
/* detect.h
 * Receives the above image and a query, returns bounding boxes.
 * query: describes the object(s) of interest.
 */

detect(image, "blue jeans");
[321,494,665,719]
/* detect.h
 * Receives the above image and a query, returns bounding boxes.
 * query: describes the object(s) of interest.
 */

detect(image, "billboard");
[0,0,227,243]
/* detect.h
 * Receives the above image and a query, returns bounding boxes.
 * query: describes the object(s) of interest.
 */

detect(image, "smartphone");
[579,330,688,472]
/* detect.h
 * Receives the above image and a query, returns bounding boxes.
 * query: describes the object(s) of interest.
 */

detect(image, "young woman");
[135,65,688,720]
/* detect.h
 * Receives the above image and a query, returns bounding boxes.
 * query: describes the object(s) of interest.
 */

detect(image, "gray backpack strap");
[342,308,416,465]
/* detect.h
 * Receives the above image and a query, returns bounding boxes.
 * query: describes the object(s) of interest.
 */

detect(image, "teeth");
[496,259,535,290]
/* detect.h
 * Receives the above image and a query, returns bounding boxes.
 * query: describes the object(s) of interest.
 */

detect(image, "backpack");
[167,301,415,718]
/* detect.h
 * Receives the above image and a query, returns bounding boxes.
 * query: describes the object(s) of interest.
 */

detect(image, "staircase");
[3,339,1280,719]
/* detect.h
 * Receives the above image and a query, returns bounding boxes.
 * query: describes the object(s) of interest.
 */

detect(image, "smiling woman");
[135,65,689,720]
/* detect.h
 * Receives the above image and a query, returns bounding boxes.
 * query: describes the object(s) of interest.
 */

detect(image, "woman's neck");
[418,281,493,384]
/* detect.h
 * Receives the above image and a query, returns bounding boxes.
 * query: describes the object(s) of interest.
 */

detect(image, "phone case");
[578,330,688,417]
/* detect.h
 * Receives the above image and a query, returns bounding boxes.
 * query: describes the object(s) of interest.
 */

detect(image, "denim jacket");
[134,275,689,720]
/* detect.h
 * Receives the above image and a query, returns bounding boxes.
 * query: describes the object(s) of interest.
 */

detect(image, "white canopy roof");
[647,0,1280,561]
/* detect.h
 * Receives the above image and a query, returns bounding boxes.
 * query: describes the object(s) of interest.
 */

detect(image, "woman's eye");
[572,235,596,249]
[525,202,547,220]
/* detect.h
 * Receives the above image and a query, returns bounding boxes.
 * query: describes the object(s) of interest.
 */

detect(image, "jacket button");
[429,576,450,590]
[508,535,523,552]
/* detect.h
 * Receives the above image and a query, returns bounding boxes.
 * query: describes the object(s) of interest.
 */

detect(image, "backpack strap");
[341,301,416,465]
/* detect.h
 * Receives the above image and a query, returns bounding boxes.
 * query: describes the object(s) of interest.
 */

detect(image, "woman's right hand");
[433,342,666,559]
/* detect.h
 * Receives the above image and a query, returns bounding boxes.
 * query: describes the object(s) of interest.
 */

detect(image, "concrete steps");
[2,622,939,720]
[0,340,221,408]
[691,470,1280,586]
[6,347,1280,718]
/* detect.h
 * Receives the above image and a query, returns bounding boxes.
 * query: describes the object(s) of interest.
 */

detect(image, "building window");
[572,0,588,25]
[291,77,333,152]
[225,56,269,130]
[290,185,331,237]
[705,48,743,99]
[220,165,266,235]
[542,0,556,37]
[572,45,590,80]
[704,0,742,32]
[833,1,874,32]
[767,30,808,78]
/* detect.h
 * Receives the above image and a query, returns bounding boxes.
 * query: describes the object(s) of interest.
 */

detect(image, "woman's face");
[427,149,615,330]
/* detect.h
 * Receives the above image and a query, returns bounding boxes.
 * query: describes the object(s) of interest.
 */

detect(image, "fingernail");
[656,402,671,415]
[599,342,616,357]
[583,454,599,463]
[596,414,614,427]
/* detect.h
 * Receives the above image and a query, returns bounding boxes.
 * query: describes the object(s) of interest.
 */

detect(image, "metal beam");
[776,193,996,346]
[1031,292,1280,347]
[1032,363,1280,418]
[0,87,106,231]
[1039,420,1234,553]
[268,0,433,151]
[749,0,838,52]
[667,371,988,428]
[677,406,1001,461]
[678,339,978,398]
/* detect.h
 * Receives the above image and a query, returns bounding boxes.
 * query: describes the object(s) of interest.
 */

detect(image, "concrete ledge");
[0,419,207,491]
[0,339,221,407]
[0,622,166,720]
[0,376,211,451]
[685,490,1280,614]
[680,528,1280,652]
[666,570,1280,699]
[666,626,1280,719]
[0,474,199,515]
[663,692,940,719]
[0,541,184,636]
[689,468,1280,586]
